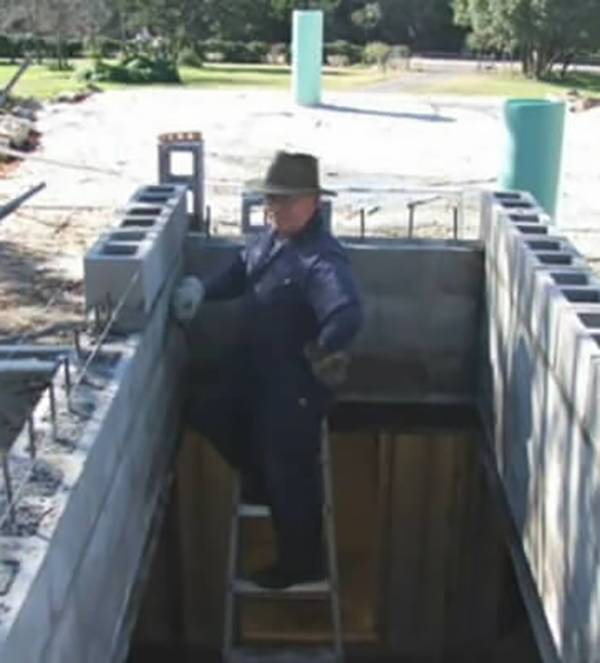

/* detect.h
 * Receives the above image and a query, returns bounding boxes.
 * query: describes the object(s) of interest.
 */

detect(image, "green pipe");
[292,10,323,107]
[499,98,566,219]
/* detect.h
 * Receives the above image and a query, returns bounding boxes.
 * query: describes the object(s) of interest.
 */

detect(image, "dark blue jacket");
[203,213,362,398]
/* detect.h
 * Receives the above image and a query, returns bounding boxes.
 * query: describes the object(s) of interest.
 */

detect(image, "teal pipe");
[499,98,566,219]
[292,10,323,106]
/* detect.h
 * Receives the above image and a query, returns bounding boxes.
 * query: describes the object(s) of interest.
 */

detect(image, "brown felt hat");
[246,151,336,197]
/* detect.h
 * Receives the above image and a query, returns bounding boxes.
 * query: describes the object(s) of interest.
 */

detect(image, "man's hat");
[246,151,337,197]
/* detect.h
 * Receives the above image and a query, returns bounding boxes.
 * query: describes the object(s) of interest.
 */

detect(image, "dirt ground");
[1,87,599,342]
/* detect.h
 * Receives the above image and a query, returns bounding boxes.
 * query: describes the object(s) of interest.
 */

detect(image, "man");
[173,151,363,589]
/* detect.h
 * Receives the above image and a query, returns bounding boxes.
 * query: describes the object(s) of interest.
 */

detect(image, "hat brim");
[245,178,337,197]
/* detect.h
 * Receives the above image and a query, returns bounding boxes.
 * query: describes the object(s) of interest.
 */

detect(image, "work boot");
[248,562,325,590]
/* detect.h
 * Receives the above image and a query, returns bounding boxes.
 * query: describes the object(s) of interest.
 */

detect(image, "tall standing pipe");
[499,98,566,220]
[292,10,324,107]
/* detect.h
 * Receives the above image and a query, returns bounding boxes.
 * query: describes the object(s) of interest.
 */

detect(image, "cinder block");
[84,184,186,332]
[84,236,163,331]
[158,136,205,230]
[480,190,542,242]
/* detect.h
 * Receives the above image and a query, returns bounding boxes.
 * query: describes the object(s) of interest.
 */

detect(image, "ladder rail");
[223,475,242,662]
[321,419,344,662]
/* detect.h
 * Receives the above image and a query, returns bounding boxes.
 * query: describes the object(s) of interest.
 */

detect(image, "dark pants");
[187,357,326,573]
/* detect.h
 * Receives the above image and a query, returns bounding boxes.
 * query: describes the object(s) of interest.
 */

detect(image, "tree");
[454,0,600,77]
[350,2,381,42]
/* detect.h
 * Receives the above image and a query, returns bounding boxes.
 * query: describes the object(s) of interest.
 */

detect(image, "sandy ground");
[1,87,599,340]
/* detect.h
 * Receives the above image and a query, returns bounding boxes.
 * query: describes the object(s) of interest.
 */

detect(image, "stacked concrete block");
[241,192,333,234]
[481,190,600,662]
[0,263,186,663]
[84,184,187,332]
[158,132,205,231]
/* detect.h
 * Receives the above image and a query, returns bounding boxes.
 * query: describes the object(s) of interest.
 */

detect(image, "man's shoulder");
[297,228,346,260]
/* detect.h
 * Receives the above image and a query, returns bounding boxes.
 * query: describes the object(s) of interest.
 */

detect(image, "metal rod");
[63,356,71,393]
[105,293,114,329]
[0,182,46,223]
[27,416,36,459]
[93,304,102,334]
[408,204,415,238]
[360,208,366,239]
[48,383,58,442]
[1,452,16,528]
[205,205,211,238]
[0,145,123,176]
[453,205,459,239]
[73,329,82,359]
[69,270,140,407]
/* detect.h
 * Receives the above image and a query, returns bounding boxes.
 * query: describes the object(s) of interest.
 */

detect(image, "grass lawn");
[0,59,393,100]
[3,58,600,101]
[421,69,600,97]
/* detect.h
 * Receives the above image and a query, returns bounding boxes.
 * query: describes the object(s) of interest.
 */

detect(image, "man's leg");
[253,389,325,581]
[184,367,249,469]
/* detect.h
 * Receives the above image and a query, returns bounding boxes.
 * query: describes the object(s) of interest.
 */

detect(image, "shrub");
[266,43,289,65]
[0,33,24,60]
[245,41,269,63]
[76,54,180,84]
[363,41,392,69]
[178,46,203,68]
[325,40,362,65]
[387,44,412,69]
[87,36,122,59]
[64,39,83,58]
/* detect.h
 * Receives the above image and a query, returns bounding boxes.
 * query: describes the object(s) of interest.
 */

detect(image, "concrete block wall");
[184,235,484,404]
[84,184,187,332]
[0,259,186,662]
[480,190,600,663]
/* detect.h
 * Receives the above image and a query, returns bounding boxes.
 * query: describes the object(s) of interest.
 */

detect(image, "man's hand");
[304,342,350,388]
[172,276,205,322]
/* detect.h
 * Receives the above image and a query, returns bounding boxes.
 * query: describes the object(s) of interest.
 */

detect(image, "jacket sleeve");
[305,249,363,353]
[203,250,247,301]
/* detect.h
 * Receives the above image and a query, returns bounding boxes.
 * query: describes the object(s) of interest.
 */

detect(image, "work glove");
[172,275,205,322]
[304,342,350,388]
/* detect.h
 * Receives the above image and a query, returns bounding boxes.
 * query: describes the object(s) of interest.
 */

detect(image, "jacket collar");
[251,211,324,277]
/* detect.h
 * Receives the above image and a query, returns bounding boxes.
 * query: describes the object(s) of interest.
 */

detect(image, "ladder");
[223,419,343,663]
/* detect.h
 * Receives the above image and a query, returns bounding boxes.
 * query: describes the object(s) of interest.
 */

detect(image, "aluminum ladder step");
[233,578,332,599]
[238,503,270,518]
[227,647,339,662]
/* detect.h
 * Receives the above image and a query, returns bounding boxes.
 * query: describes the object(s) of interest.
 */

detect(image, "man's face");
[265,193,318,237]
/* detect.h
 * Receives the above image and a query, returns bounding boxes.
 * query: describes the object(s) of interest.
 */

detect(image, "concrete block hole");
[577,312,600,328]
[101,244,139,257]
[494,191,522,200]
[551,272,588,286]
[509,213,539,223]
[536,252,572,265]
[121,218,156,228]
[138,194,170,204]
[527,240,560,251]
[516,224,548,235]
[169,151,194,177]
[562,288,600,304]
[127,207,162,217]
[145,185,175,194]
[109,231,147,242]
[500,200,534,209]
